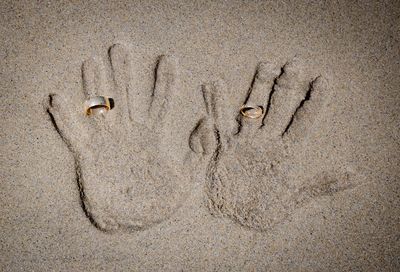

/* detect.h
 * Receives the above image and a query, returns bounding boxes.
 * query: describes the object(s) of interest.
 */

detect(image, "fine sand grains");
[1,1,399,270]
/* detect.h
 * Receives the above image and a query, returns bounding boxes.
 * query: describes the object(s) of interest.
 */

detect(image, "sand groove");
[281,76,321,136]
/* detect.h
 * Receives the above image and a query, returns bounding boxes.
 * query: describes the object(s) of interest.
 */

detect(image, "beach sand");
[1,0,399,271]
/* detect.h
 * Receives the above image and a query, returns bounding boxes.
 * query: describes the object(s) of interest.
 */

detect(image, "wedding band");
[84,96,111,115]
[240,105,263,119]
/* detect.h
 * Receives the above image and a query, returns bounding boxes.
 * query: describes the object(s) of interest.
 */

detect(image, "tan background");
[1,0,399,271]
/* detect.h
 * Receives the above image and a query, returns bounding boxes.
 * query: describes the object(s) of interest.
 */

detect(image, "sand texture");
[1,0,399,271]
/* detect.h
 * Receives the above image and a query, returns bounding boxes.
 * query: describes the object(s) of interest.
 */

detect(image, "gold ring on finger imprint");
[84,96,111,116]
[240,105,263,119]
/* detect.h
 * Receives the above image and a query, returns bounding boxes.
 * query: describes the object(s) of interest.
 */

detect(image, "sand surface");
[1,0,399,271]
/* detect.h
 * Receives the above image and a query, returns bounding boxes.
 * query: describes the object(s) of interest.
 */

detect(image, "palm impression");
[47,44,191,232]
[192,59,364,231]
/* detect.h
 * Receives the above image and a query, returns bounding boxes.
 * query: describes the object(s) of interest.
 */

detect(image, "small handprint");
[191,59,364,231]
[47,44,192,232]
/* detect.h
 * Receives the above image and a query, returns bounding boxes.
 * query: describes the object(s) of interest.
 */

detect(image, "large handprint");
[191,59,364,231]
[47,44,192,232]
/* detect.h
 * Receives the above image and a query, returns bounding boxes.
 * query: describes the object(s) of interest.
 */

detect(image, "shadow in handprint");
[46,44,193,232]
[190,58,365,231]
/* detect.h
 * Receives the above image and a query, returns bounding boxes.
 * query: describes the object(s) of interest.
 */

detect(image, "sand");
[1,0,399,271]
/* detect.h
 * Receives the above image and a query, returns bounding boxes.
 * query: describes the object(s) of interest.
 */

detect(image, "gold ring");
[84,96,111,116]
[240,105,263,119]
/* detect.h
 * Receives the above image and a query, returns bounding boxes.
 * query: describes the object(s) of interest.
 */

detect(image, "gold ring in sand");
[84,96,111,116]
[240,105,263,119]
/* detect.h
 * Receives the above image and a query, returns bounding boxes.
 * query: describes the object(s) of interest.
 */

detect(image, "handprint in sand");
[191,59,365,231]
[47,44,192,232]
